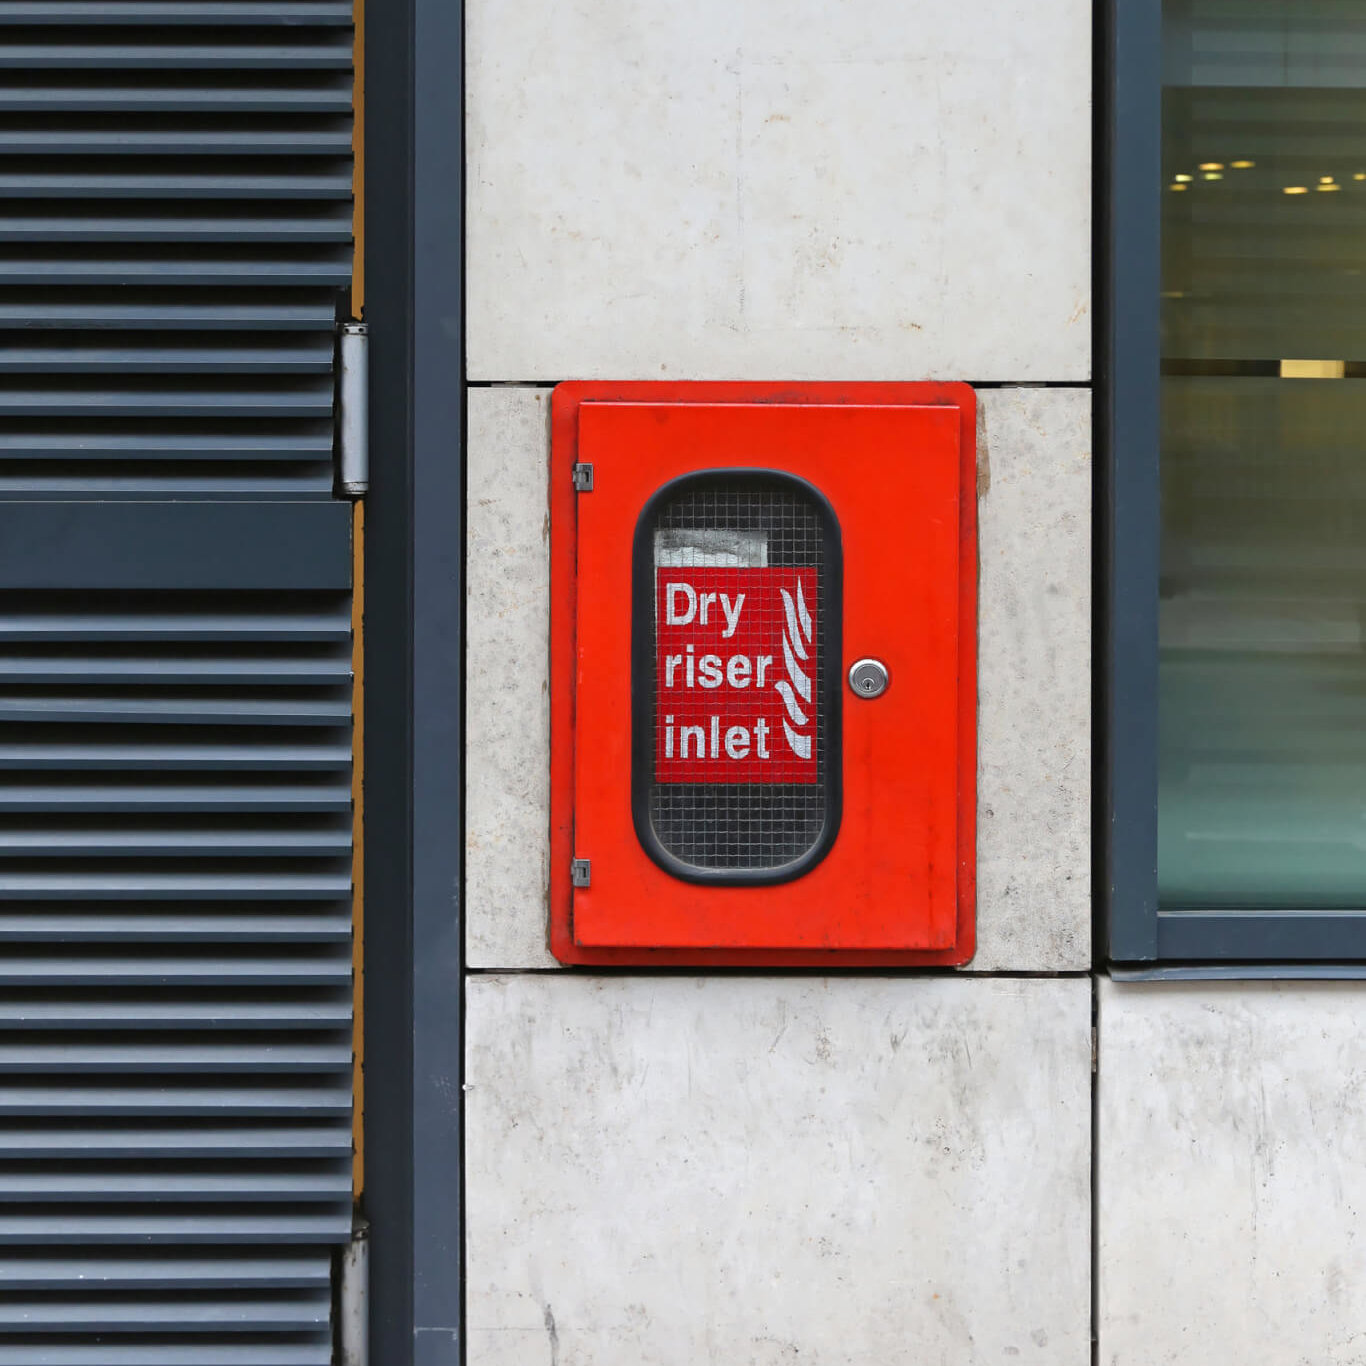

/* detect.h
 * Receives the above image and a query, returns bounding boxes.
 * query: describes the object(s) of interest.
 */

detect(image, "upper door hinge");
[571,858,592,887]
[339,321,368,497]
[572,462,594,492]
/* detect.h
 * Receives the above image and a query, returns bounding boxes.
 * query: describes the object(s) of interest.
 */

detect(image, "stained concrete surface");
[466,0,1091,382]
[466,974,1091,1366]
[1099,979,1366,1366]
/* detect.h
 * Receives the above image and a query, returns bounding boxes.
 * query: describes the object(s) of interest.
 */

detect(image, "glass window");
[1159,0,1366,908]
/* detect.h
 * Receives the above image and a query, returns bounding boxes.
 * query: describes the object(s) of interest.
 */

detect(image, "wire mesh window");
[638,474,839,877]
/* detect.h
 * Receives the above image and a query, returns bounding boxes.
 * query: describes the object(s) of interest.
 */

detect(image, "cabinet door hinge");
[571,858,592,887]
[572,462,594,492]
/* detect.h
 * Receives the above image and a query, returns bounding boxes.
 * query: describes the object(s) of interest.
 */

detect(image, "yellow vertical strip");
[351,501,365,1199]
[351,0,365,314]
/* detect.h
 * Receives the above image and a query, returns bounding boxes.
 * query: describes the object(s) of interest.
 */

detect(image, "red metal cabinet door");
[565,397,968,958]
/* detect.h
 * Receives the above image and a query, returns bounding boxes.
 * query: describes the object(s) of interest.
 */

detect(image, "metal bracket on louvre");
[339,322,369,497]
[571,858,592,887]
[572,463,594,492]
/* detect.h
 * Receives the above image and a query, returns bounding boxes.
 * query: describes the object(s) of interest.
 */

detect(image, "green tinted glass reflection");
[1160,0,1366,908]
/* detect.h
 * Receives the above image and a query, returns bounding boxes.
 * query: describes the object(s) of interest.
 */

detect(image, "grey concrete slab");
[973,389,1091,970]
[1099,979,1366,1365]
[465,387,557,968]
[466,0,1091,382]
[466,974,1092,1366]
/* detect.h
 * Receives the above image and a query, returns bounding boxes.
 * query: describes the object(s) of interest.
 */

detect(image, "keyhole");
[848,659,889,699]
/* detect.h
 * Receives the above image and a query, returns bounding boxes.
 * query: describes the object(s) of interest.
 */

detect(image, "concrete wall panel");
[466,387,558,968]
[973,388,1091,970]
[1099,979,1366,1365]
[466,974,1092,1366]
[466,0,1091,382]
[464,386,1091,970]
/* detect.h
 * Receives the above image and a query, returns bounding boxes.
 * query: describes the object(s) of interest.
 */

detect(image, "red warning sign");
[655,566,818,784]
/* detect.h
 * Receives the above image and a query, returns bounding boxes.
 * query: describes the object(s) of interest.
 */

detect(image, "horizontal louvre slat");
[0,298,336,328]
[0,827,349,854]
[0,1128,350,1158]
[0,434,334,462]
[0,1087,349,1120]
[0,696,349,724]
[0,1211,347,1243]
[0,1344,329,1365]
[0,44,353,72]
[0,742,350,769]
[0,955,351,986]
[0,607,349,641]
[0,384,334,418]
[0,863,349,893]
[0,1252,330,1289]
[0,130,353,156]
[0,1169,351,1198]
[0,174,350,201]
[0,874,352,896]
[0,784,350,812]
[0,657,348,682]
[0,342,334,373]
[0,83,352,115]
[0,1081,349,1116]
[0,1291,331,1332]
[0,999,350,1029]
[0,910,351,938]
[0,1043,350,1074]
[0,210,352,244]
[0,473,332,499]
[0,5,352,23]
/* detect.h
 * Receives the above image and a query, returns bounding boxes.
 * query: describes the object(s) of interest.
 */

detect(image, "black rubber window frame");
[630,467,843,886]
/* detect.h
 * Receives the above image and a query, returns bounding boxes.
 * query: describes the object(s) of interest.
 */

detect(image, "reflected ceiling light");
[1284,186,1309,194]
[1356,173,1366,181]
[1281,359,1346,379]
[1198,162,1224,170]
[1170,183,1188,191]
[1231,160,1255,169]
[1319,182,1341,192]
[1203,172,1223,180]
[1321,175,1336,184]
[1174,173,1193,182]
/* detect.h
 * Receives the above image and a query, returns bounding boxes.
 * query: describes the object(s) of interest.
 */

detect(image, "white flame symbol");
[776,579,814,760]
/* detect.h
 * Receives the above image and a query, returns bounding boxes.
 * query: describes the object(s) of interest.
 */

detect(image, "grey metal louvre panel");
[0,5,353,499]
[0,589,353,1360]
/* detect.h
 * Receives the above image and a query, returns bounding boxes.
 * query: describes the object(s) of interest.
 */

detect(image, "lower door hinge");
[571,858,592,888]
[572,462,594,492]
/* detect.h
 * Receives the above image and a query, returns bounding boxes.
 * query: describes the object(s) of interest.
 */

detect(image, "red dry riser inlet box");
[550,382,976,967]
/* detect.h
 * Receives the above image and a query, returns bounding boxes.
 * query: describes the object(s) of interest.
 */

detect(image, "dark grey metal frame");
[364,0,464,1360]
[1102,0,1366,966]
